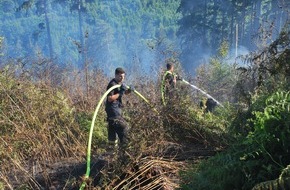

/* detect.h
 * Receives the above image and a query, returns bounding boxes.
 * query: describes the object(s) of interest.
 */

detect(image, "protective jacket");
[161,71,175,105]
[105,79,123,119]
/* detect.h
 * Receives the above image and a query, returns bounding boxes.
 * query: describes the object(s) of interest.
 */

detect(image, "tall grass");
[0,48,239,189]
[0,59,110,189]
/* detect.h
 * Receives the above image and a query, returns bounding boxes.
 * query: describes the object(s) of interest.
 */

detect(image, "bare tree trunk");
[230,9,235,48]
[202,0,208,48]
[78,0,85,66]
[240,5,246,45]
[43,0,53,60]
[253,0,261,33]
[76,0,89,100]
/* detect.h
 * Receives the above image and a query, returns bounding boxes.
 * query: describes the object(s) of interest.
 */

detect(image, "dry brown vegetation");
[0,56,230,189]
[1,21,289,190]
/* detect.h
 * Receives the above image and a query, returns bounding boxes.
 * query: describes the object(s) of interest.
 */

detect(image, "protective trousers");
[107,117,129,150]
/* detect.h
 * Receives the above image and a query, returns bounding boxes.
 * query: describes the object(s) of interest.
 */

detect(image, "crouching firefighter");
[105,67,134,155]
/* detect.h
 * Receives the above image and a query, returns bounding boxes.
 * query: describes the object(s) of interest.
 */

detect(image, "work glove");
[119,84,128,96]
[128,85,135,93]
[176,75,183,81]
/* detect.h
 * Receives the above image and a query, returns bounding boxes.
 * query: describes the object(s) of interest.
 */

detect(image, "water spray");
[181,79,224,107]
[160,71,223,107]
[79,84,157,190]
[79,79,222,189]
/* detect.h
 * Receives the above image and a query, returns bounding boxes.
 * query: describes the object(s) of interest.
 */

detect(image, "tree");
[35,0,54,60]
[0,36,4,56]
[177,0,288,75]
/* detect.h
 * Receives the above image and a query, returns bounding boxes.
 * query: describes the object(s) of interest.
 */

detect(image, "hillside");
[1,26,290,189]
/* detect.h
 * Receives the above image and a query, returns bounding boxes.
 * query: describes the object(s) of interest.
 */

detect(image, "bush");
[180,90,290,190]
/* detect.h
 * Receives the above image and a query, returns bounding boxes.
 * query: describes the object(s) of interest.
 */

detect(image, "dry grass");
[0,59,229,189]
[106,156,185,190]
[0,60,106,189]
[92,89,227,190]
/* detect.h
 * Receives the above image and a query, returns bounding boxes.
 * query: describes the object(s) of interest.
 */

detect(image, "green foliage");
[180,90,290,190]
[247,91,290,164]
[161,91,233,148]
[177,0,289,70]
[76,111,108,148]
[218,41,229,58]
[179,19,290,189]
[0,0,181,71]
[195,41,237,104]
[180,152,245,190]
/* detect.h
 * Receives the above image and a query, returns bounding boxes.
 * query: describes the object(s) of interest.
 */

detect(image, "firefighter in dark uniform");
[105,67,133,153]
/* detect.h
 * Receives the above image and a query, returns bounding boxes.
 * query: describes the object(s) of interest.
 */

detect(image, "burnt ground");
[6,142,221,190]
